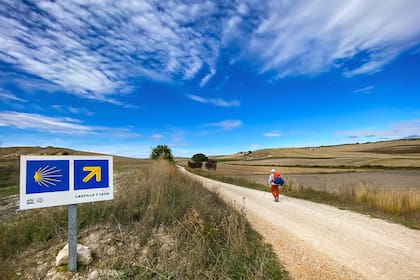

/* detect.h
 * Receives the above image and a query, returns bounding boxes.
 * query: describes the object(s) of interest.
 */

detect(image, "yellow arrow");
[82,166,101,183]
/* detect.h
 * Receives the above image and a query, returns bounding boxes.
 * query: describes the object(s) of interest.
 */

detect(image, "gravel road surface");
[179,167,420,280]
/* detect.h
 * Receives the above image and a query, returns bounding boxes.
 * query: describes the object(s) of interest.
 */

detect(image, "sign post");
[68,204,77,272]
[19,155,113,272]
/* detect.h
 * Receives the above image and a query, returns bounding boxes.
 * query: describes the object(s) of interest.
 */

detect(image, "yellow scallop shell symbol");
[33,165,62,187]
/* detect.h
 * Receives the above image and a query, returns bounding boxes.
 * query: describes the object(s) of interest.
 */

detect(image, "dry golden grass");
[0,160,289,279]
[280,180,420,228]
[353,186,420,214]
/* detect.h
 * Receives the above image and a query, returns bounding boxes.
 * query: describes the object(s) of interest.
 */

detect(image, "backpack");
[272,172,284,186]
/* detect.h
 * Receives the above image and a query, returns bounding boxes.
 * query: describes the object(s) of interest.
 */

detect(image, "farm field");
[200,139,420,193]
[234,170,420,192]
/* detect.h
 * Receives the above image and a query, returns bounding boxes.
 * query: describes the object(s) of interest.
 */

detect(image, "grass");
[284,181,420,229]
[0,165,19,198]
[0,161,289,279]
[188,168,420,230]
[0,185,18,197]
[352,185,420,215]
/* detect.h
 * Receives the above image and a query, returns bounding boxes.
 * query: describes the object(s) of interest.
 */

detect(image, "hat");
[270,169,275,173]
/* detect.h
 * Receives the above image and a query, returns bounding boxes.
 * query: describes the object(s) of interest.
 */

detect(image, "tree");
[192,153,208,162]
[150,145,174,162]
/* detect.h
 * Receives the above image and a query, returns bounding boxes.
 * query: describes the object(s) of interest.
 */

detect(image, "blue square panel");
[74,160,109,190]
[26,160,70,194]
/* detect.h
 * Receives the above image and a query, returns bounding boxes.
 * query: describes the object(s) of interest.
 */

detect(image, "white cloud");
[353,86,374,94]
[187,94,240,107]
[207,120,243,130]
[0,0,231,101]
[248,0,420,78]
[0,71,62,94]
[187,94,207,103]
[0,111,138,137]
[0,91,26,102]
[264,130,281,137]
[0,111,94,135]
[1,0,418,103]
[200,69,216,87]
[335,120,420,139]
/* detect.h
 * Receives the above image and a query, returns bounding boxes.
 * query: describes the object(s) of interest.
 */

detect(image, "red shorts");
[270,185,279,197]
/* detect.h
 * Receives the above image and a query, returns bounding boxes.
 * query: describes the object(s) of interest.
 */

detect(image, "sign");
[74,160,109,190]
[20,155,113,210]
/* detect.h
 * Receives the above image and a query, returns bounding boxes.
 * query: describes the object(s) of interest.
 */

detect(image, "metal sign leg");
[68,204,77,272]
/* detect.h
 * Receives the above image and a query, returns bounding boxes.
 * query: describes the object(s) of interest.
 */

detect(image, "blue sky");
[0,0,419,158]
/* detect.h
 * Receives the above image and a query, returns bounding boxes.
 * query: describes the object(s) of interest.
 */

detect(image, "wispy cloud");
[0,111,94,135]
[353,86,374,94]
[207,120,243,130]
[151,134,164,140]
[52,105,94,116]
[0,70,63,94]
[247,0,420,78]
[200,69,216,88]
[0,1,235,101]
[0,0,417,104]
[187,94,240,107]
[0,90,26,102]
[336,120,420,139]
[264,130,281,137]
[0,111,138,137]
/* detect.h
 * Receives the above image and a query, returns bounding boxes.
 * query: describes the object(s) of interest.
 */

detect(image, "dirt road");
[179,167,420,280]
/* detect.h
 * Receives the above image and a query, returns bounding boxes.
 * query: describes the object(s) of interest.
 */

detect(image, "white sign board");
[20,155,113,210]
